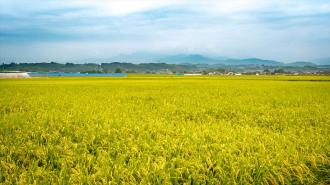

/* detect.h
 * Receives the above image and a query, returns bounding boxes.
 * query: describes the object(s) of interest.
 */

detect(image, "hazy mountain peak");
[313,57,330,65]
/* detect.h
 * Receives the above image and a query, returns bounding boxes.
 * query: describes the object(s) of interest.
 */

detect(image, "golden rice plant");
[0,75,329,184]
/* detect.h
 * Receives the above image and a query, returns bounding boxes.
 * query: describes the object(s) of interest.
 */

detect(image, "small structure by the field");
[0,72,30,78]
[184,73,202,76]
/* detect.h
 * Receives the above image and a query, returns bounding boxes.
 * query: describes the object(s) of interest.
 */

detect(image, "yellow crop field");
[1,76,329,184]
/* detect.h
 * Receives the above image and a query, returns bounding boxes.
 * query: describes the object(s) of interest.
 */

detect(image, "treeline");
[1,62,329,74]
[0,62,198,73]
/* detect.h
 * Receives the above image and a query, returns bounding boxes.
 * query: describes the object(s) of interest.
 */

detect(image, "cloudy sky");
[0,0,330,62]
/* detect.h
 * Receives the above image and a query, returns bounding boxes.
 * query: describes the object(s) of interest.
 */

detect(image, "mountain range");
[2,54,330,66]
[78,53,330,66]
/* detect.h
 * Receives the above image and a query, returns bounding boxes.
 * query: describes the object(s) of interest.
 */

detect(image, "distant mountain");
[287,61,317,67]
[109,53,164,63]
[219,58,283,66]
[78,53,165,64]
[79,58,112,64]
[146,54,284,66]
[158,54,218,64]
[3,54,330,67]
[210,55,230,61]
[313,58,330,65]
[78,54,284,66]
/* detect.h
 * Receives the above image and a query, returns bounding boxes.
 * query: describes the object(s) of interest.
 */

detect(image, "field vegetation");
[1,76,329,184]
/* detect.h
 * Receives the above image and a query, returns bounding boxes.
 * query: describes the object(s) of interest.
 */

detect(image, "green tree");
[115,68,122,73]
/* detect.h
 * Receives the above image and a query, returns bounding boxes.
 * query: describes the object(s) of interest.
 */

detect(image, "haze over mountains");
[77,53,330,66]
[2,53,330,66]
[2,53,330,74]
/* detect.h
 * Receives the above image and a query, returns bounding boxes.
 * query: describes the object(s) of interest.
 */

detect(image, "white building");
[184,73,202,76]
[0,72,30,78]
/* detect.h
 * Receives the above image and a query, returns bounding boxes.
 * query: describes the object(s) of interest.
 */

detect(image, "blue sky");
[0,0,330,62]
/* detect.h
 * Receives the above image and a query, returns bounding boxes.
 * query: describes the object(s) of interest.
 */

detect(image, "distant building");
[0,72,30,78]
[184,73,202,76]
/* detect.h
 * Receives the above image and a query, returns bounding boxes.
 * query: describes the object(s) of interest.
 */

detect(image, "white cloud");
[190,0,330,17]
[80,0,186,16]
[1,0,330,61]
[0,0,187,17]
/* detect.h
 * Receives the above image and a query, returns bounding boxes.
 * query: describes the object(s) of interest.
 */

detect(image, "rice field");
[0,76,329,184]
